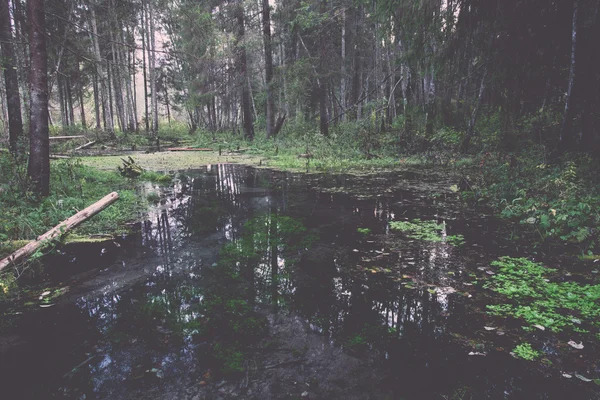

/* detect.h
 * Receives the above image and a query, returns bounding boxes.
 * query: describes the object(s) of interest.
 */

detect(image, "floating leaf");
[437,287,457,295]
[468,351,486,356]
[575,374,592,382]
[568,340,584,349]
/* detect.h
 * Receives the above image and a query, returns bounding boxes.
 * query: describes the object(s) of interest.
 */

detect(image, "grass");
[0,156,149,242]
[190,126,463,174]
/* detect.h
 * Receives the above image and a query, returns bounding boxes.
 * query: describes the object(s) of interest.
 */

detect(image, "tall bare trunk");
[141,2,149,134]
[560,0,579,152]
[147,0,159,135]
[262,0,275,138]
[461,67,487,153]
[27,0,50,196]
[235,1,254,140]
[90,6,112,133]
[1,0,24,156]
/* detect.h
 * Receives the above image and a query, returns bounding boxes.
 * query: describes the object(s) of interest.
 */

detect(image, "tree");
[262,0,276,138]
[27,0,50,196]
[0,0,24,157]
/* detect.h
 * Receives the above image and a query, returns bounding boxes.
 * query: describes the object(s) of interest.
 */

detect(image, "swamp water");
[1,164,599,399]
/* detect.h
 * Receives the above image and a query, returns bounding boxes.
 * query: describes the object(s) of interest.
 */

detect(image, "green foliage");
[389,219,464,246]
[0,273,17,302]
[466,149,600,252]
[485,257,600,333]
[512,342,541,361]
[0,155,159,243]
[357,227,371,236]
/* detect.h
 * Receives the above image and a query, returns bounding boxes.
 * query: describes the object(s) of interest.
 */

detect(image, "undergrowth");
[463,147,600,254]
[0,155,147,242]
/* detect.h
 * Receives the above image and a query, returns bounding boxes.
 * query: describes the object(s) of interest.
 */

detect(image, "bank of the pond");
[0,155,175,299]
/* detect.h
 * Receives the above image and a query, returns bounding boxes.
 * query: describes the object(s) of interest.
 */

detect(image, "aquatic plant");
[357,227,371,236]
[512,342,541,361]
[389,219,465,246]
[485,257,600,333]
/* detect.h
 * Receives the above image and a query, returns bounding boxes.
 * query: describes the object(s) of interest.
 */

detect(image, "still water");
[1,164,597,399]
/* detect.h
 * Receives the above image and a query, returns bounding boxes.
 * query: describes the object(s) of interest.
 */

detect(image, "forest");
[2,0,600,399]
[1,0,599,169]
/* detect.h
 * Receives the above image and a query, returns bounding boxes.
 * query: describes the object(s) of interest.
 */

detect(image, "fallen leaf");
[562,373,572,379]
[533,325,545,331]
[199,380,208,386]
[575,374,592,382]
[484,326,497,331]
[437,287,457,295]
[568,340,584,349]
[468,351,486,356]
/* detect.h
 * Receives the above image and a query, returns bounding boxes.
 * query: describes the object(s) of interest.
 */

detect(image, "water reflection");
[1,164,594,399]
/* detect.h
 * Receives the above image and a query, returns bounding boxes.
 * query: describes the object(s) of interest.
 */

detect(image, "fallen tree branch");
[0,192,120,272]
[73,140,96,151]
[49,135,87,140]
[167,147,212,152]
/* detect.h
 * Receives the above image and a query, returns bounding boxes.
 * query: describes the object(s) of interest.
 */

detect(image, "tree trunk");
[461,67,487,153]
[90,7,112,133]
[559,0,579,153]
[147,0,159,135]
[0,0,24,156]
[27,0,50,196]
[141,2,149,134]
[262,0,275,138]
[235,2,254,140]
[92,74,101,129]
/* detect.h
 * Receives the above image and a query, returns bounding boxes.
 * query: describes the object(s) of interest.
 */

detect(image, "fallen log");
[167,147,213,152]
[0,192,120,272]
[73,140,96,151]
[49,135,87,140]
